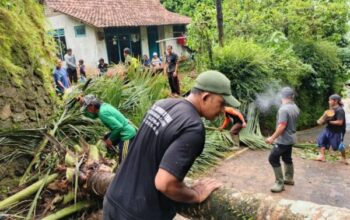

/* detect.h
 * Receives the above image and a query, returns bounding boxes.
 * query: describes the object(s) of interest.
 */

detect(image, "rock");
[12,113,28,123]
[27,110,37,121]
[23,77,33,89]
[25,102,36,110]
[0,87,17,98]
[26,91,37,101]
[12,101,26,113]
[0,119,13,130]
[0,104,12,120]
[37,98,47,108]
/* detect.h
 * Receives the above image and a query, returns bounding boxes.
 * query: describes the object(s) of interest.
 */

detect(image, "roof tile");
[45,0,191,27]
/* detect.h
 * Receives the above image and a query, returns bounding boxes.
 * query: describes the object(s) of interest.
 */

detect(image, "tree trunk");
[87,172,350,220]
[216,0,224,47]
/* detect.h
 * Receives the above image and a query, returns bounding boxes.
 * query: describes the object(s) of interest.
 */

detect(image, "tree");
[216,0,224,47]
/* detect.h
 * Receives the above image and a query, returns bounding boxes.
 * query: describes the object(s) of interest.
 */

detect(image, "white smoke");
[254,86,283,113]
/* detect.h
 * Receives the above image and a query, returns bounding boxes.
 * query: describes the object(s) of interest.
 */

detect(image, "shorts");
[317,128,342,151]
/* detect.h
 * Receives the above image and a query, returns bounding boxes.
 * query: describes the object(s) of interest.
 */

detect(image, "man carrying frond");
[78,95,136,164]
[219,106,247,145]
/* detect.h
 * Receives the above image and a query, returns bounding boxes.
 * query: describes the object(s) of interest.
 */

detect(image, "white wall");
[46,14,108,67]
[158,25,188,58]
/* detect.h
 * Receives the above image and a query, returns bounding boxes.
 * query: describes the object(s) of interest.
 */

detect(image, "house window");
[74,25,86,37]
[50,28,67,60]
[173,25,186,38]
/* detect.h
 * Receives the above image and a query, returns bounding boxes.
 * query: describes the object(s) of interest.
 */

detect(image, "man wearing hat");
[103,71,240,220]
[266,87,300,193]
[316,94,347,164]
[79,95,136,164]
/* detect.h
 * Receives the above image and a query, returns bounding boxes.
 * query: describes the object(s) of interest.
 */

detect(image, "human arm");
[155,169,221,203]
[219,115,230,131]
[266,109,288,144]
[99,111,124,142]
[265,123,287,144]
[173,55,179,77]
[328,120,344,126]
[155,123,221,203]
[64,55,76,68]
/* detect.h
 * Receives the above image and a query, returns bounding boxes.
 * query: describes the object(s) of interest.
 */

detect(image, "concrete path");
[206,149,350,209]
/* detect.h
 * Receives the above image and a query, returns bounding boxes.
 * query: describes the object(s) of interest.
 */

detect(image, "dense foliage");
[0,0,55,88]
[183,0,349,129]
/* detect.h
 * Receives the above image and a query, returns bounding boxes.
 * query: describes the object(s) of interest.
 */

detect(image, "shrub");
[211,39,274,101]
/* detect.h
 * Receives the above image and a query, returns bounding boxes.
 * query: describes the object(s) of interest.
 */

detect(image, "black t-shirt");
[105,98,205,220]
[166,53,178,73]
[327,106,346,134]
[98,63,108,73]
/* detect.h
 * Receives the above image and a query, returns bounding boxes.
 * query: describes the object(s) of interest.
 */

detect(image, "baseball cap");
[281,87,294,99]
[81,94,97,111]
[153,52,158,56]
[329,94,341,101]
[193,70,240,107]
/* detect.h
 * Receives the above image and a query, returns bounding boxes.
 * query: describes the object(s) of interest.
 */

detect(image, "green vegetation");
[181,0,350,130]
[0,0,55,89]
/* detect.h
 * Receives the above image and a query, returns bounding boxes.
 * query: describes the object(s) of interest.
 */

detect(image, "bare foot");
[314,155,326,162]
[340,158,349,165]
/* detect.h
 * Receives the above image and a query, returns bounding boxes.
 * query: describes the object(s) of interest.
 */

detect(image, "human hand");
[242,122,247,128]
[265,136,274,144]
[104,139,113,148]
[218,127,223,132]
[191,178,222,203]
[173,72,177,77]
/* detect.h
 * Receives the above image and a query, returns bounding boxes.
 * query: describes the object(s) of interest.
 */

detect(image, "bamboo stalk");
[0,173,58,210]
[41,201,94,220]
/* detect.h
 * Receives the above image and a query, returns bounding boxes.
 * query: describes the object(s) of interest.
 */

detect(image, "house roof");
[45,0,191,28]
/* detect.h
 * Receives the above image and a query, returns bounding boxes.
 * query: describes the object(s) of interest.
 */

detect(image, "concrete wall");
[46,14,108,67]
[158,25,188,59]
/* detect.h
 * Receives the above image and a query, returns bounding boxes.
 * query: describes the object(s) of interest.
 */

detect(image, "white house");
[44,0,191,67]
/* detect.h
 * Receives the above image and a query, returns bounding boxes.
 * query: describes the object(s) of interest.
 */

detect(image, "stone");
[1,87,17,98]
[12,101,26,113]
[0,119,13,130]
[25,102,36,110]
[26,92,37,101]
[12,113,27,123]
[0,104,12,120]
[23,77,33,89]
[37,98,47,108]
[26,110,37,121]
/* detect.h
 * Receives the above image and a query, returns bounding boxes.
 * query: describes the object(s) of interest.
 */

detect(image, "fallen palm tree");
[87,172,350,220]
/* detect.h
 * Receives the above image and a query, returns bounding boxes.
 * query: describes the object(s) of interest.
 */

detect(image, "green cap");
[194,70,240,107]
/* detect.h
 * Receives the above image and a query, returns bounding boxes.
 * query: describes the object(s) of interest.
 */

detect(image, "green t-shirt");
[85,103,136,141]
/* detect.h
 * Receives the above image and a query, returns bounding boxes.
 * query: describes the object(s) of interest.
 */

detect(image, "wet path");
[206,149,350,209]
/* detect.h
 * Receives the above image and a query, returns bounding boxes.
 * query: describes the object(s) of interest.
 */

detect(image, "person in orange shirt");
[219,107,247,139]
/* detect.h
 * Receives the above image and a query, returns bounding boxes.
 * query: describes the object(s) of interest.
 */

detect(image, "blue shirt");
[53,67,70,88]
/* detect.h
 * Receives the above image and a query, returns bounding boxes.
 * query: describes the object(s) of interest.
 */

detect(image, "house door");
[118,35,130,62]
[147,26,159,58]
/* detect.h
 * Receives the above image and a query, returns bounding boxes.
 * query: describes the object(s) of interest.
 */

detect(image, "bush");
[293,40,347,128]
[211,39,274,101]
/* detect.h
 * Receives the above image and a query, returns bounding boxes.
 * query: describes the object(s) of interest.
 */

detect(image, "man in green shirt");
[79,95,136,164]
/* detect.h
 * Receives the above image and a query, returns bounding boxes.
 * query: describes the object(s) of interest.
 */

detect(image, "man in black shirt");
[316,94,347,164]
[103,70,241,220]
[165,45,180,96]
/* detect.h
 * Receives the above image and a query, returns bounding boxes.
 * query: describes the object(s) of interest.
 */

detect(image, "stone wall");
[0,72,54,130]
